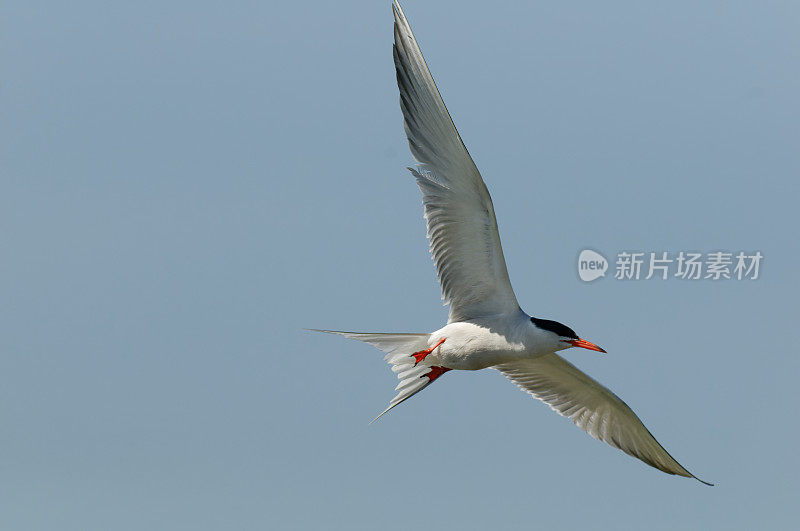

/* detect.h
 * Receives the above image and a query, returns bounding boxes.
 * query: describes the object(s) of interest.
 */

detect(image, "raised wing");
[393,1,519,322]
[496,355,712,485]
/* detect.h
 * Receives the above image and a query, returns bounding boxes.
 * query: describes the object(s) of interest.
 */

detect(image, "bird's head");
[529,317,606,353]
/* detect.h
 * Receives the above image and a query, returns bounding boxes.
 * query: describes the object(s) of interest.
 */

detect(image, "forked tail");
[307,329,449,422]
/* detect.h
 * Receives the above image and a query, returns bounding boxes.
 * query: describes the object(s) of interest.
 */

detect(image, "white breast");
[426,312,550,370]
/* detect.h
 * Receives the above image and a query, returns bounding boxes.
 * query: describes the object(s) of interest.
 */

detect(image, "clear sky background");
[2,1,798,529]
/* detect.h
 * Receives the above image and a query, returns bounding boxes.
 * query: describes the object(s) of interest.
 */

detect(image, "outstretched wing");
[393,1,519,323]
[496,355,712,485]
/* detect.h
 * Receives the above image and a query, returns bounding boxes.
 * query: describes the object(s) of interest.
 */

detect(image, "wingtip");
[681,469,713,486]
[392,1,408,28]
[694,476,714,487]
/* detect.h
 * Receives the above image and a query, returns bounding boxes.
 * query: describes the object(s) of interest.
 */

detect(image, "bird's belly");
[436,348,522,370]
[427,323,530,370]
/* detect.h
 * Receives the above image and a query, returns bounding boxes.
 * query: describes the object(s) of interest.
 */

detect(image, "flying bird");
[312,1,711,485]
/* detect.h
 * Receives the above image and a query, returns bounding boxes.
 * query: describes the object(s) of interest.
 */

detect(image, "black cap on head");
[530,317,578,339]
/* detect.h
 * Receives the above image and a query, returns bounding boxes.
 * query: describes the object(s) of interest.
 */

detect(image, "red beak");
[564,338,606,353]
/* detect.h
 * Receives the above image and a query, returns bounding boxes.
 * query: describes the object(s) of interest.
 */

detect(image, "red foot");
[412,338,446,366]
[425,366,451,382]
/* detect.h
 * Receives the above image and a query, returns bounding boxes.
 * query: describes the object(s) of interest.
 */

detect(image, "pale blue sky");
[1,1,798,529]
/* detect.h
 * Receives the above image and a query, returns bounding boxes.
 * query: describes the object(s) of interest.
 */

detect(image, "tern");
[313,1,711,485]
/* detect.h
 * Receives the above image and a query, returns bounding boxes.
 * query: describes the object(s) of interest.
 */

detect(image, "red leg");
[425,366,451,382]
[412,338,446,366]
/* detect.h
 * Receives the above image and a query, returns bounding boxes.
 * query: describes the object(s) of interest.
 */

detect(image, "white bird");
[313,1,711,485]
